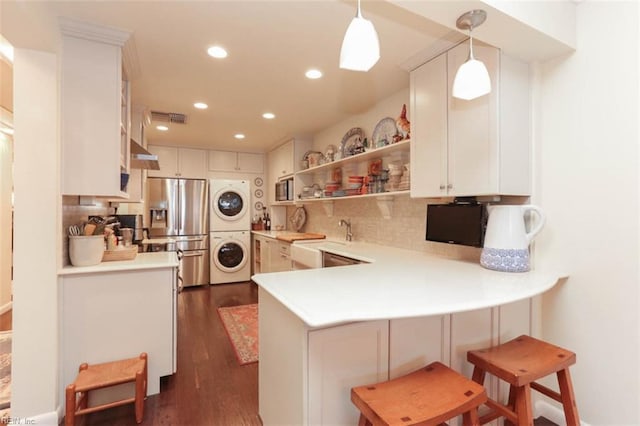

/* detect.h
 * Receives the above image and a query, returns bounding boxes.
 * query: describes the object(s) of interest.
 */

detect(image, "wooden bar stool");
[467,335,579,426]
[65,352,148,426]
[351,361,487,426]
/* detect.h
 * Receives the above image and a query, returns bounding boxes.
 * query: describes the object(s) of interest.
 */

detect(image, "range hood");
[130,140,160,170]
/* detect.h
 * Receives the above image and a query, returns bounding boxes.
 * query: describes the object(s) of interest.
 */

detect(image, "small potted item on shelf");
[396,104,411,141]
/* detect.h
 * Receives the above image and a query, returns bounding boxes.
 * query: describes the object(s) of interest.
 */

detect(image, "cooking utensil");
[68,225,81,236]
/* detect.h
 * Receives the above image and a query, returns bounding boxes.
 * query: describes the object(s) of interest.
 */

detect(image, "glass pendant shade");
[339,3,380,72]
[452,58,491,100]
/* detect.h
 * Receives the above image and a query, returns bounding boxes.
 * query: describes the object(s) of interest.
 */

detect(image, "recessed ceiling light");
[305,69,323,79]
[262,112,275,120]
[156,125,169,131]
[207,46,228,58]
[234,133,245,140]
[194,102,208,109]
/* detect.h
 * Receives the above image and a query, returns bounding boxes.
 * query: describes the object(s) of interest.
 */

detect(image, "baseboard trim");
[0,302,11,315]
[535,400,591,426]
[8,409,60,426]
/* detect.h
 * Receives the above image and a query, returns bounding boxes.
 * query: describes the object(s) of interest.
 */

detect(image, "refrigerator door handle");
[181,250,206,257]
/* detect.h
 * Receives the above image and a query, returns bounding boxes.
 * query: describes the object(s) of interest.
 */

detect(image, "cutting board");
[276,233,326,243]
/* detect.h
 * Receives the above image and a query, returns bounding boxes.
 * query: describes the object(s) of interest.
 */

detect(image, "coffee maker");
[116,214,145,243]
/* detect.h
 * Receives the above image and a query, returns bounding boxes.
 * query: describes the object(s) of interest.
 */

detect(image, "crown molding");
[59,17,130,47]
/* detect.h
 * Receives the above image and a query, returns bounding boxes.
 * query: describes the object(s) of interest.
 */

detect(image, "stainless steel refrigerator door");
[148,178,179,237]
[179,179,209,236]
[179,249,210,286]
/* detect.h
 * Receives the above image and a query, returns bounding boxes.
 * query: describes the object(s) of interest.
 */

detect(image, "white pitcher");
[480,205,545,272]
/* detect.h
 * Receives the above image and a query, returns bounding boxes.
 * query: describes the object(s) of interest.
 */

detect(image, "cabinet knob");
[447,184,453,189]
[439,184,445,190]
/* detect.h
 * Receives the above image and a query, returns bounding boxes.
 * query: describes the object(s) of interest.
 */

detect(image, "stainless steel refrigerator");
[148,177,209,286]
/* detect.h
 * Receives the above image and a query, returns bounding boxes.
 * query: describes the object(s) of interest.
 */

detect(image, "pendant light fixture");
[339,0,380,72]
[452,10,491,100]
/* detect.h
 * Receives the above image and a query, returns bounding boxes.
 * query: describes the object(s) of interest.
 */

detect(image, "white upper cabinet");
[208,150,264,173]
[147,145,208,179]
[60,20,131,197]
[269,140,295,179]
[410,43,530,198]
[267,138,312,204]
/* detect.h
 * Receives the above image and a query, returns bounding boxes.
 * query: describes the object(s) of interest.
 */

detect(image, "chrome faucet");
[338,219,352,242]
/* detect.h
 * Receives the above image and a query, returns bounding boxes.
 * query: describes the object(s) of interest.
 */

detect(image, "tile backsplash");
[62,196,115,266]
[288,195,481,262]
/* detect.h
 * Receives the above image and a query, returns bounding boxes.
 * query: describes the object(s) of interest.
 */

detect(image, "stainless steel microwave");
[275,178,294,201]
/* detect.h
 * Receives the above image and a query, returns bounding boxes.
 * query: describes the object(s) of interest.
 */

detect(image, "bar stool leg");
[463,408,480,426]
[358,413,371,426]
[65,384,76,426]
[514,385,533,426]
[558,368,580,426]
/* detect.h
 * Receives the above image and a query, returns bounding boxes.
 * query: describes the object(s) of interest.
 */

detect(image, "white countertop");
[253,241,565,328]
[59,251,179,276]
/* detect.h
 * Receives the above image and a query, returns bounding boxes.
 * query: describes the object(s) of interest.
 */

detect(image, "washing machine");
[210,230,251,284]
[210,179,250,231]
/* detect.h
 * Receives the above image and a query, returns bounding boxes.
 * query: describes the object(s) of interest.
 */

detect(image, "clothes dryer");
[210,179,251,231]
[210,230,251,284]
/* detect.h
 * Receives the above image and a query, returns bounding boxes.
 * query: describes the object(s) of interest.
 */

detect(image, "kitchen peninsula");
[253,242,565,425]
[58,252,179,397]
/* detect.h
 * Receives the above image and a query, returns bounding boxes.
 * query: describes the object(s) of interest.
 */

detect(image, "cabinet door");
[147,145,179,178]
[447,43,500,196]
[389,315,448,379]
[178,148,208,179]
[61,35,124,197]
[410,53,448,198]
[238,152,264,173]
[272,141,294,178]
[260,238,274,273]
[270,241,291,272]
[308,320,389,425]
[209,150,238,172]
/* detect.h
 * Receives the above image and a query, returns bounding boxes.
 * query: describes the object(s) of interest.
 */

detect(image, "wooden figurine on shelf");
[396,104,411,140]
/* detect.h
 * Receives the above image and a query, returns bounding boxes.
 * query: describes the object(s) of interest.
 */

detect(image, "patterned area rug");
[0,330,11,411]
[217,304,258,365]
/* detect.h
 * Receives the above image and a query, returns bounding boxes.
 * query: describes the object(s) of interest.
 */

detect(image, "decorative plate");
[254,189,263,198]
[340,127,364,158]
[254,177,263,187]
[254,201,264,211]
[371,117,398,148]
[290,206,307,232]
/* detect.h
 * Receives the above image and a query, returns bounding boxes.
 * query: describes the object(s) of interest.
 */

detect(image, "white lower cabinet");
[61,266,177,407]
[259,288,532,426]
[252,235,291,273]
[308,320,389,425]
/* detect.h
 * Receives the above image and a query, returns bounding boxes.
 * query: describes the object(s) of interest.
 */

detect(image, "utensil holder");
[69,235,104,266]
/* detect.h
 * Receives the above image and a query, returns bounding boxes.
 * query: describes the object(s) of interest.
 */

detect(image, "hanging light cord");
[356,0,362,19]
[468,26,475,61]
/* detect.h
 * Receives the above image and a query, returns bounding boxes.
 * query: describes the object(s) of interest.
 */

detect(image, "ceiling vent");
[151,111,188,124]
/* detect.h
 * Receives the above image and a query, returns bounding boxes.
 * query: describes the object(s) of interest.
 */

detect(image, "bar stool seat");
[65,353,147,426]
[467,335,579,426]
[351,361,487,426]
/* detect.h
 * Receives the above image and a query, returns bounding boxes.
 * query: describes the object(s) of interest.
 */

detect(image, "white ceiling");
[1,1,462,152]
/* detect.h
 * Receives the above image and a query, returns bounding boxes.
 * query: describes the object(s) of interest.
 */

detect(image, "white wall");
[0,131,12,310]
[536,2,639,424]
[12,48,60,421]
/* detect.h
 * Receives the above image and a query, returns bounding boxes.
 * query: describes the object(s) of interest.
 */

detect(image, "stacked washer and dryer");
[209,179,252,284]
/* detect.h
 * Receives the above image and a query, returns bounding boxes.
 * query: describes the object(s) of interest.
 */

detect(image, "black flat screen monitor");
[426,203,486,248]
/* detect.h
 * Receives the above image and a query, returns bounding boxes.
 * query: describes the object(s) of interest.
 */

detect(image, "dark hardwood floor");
[82,281,261,426]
